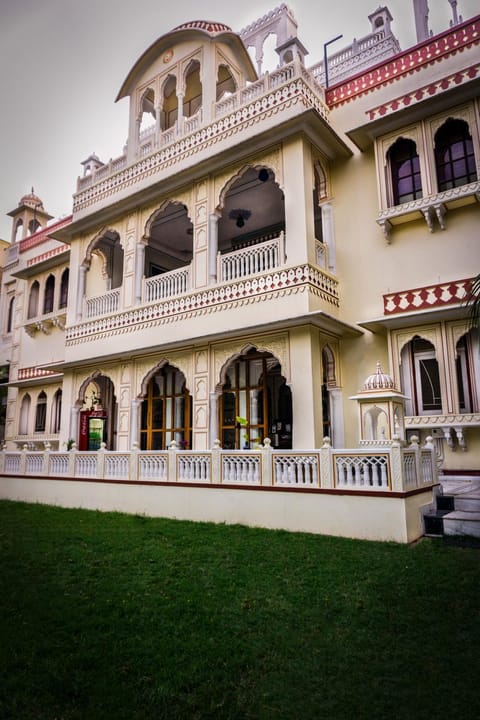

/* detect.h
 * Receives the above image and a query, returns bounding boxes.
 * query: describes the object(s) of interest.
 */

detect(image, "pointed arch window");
[387,137,422,206]
[59,268,69,308]
[19,394,31,435]
[140,365,191,450]
[7,297,14,333]
[434,118,477,192]
[27,281,40,319]
[456,331,479,414]
[43,275,55,314]
[52,389,62,433]
[35,391,47,432]
[401,337,442,416]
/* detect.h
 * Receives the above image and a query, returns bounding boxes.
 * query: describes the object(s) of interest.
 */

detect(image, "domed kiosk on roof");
[361,362,397,392]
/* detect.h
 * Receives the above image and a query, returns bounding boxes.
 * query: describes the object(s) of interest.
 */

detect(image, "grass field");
[0,499,479,720]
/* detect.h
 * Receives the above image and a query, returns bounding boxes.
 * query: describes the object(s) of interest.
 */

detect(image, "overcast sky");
[0,0,478,241]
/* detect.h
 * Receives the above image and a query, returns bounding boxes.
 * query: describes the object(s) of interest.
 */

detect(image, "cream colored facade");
[1,3,479,540]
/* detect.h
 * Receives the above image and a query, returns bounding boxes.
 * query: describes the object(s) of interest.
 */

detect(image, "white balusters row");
[334,454,389,489]
[222,454,261,484]
[143,266,190,303]
[138,454,168,481]
[274,455,319,486]
[1,442,437,492]
[177,454,211,483]
[84,289,120,319]
[219,235,283,282]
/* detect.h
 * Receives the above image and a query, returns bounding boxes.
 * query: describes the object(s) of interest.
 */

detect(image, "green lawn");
[0,500,479,720]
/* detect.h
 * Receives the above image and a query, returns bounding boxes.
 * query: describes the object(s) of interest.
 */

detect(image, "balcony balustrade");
[84,288,120,319]
[218,234,285,282]
[143,265,191,304]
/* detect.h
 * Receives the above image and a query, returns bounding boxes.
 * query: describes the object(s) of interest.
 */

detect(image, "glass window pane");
[249,359,263,386]
[152,399,163,428]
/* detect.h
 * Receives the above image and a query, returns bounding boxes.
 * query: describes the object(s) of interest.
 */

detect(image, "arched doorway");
[140,364,192,450]
[219,348,292,449]
[78,374,117,450]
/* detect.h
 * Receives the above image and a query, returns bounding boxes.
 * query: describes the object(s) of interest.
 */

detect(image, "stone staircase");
[424,476,480,539]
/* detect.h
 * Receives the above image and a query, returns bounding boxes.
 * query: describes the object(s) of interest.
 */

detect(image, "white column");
[209,392,219,447]
[130,398,141,447]
[76,264,87,322]
[321,202,337,274]
[208,213,219,284]
[135,242,146,304]
[70,406,80,445]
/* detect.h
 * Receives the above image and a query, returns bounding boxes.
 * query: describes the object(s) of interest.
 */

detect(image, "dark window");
[7,297,14,333]
[435,119,477,191]
[35,391,47,432]
[388,138,422,206]
[59,269,69,308]
[43,275,55,314]
[27,281,39,319]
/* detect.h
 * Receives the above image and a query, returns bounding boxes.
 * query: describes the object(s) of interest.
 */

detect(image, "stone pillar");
[70,406,80,445]
[76,264,87,321]
[209,391,219,447]
[130,398,141,447]
[208,213,219,284]
[321,203,337,274]
[135,242,146,304]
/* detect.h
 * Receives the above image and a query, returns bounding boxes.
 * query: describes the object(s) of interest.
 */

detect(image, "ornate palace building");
[1,1,478,541]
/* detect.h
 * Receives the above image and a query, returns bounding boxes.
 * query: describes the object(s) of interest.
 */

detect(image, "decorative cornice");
[384,278,472,316]
[367,63,480,122]
[18,367,61,381]
[406,414,480,427]
[27,243,70,267]
[65,264,340,345]
[326,17,480,107]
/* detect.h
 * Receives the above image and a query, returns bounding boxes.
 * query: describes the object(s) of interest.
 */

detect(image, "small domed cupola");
[7,189,53,243]
[361,362,396,392]
[350,362,408,444]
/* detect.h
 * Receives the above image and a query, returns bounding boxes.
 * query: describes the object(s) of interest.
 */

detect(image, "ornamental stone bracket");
[377,181,480,243]
[405,413,480,452]
[24,313,67,337]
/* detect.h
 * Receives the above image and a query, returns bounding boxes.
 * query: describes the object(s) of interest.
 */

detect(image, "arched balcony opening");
[387,137,422,206]
[219,347,292,450]
[161,75,178,131]
[183,59,202,119]
[434,118,477,192]
[216,64,236,101]
[82,230,124,319]
[217,167,285,282]
[139,87,156,134]
[143,202,193,303]
[140,363,192,450]
[59,268,69,309]
[19,394,31,435]
[35,391,47,433]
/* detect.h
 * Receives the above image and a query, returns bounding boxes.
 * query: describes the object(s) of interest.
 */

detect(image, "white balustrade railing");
[177,453,211,483]
[334,453,389,489]
[1,440,437,493]
[274,454,320,486]
[84,288,120,319]
[143,265,191,303]
[49,453,70,476]
[74,453,98,477]
[138,453,168,481]
[104,453,130,480]
[218,234,284,282]
[222,453,261,484]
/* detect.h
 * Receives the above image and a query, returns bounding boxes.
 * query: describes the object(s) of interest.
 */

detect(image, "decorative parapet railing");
[1,437,437,495]
[326,17,480,107]
[65,263,340,344]
[73,61,329,213]
[218,234,285,282]
[377,181,480,241]
[84,288,121,319]
[383,278,473,315]
[17,367,61,381]
[143,265,191,303]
